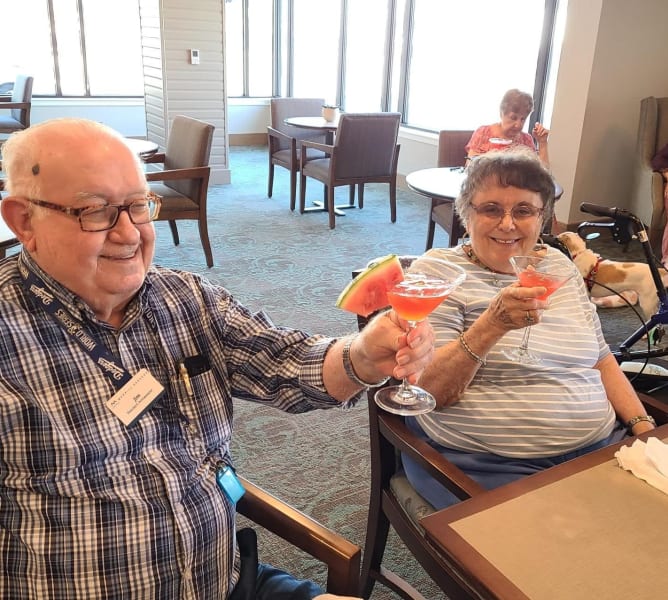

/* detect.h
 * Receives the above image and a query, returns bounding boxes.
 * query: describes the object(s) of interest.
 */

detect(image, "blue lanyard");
[19,261,133,390]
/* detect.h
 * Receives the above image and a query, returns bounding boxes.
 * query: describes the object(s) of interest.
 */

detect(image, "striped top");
[0,251,340,599]
[416,246,616,458]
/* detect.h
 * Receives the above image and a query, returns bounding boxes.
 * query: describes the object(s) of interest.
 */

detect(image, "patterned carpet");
[150,145,654,600]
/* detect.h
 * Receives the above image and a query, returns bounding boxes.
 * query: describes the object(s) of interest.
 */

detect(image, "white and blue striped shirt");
[417,246,616,458]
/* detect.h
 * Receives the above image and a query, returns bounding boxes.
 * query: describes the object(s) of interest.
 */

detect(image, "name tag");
[106,368,164,426]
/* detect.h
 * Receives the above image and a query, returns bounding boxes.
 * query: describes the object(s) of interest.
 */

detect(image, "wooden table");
[284,115,339,142]
[421,424,668,600]
[406,166,467,249]
[124,138,159,160]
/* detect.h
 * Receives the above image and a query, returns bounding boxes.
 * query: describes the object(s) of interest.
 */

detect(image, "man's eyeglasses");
[470,203,544,222]
[25,192,162,232]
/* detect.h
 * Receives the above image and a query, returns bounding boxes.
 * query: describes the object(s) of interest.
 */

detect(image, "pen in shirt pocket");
[178,361,194,398]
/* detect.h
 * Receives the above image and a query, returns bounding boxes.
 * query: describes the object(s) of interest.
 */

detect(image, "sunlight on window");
[344,0,388,112]
[0,0,56,94]
[83,0,144,96]
[291,0,340,103]
[406,0,544,130]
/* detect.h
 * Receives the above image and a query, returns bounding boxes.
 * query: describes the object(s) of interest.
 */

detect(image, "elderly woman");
[466,88,550,166]
[403,150,655,510]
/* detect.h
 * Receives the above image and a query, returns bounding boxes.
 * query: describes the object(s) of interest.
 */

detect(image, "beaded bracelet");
[342,336,390,388]
[458,332,487,367]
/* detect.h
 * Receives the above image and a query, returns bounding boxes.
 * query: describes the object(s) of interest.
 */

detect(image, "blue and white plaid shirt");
[0,251,340,598]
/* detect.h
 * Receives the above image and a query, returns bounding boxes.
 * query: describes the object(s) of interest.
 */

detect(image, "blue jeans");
[402,418,628,511]
[230,528,323,600]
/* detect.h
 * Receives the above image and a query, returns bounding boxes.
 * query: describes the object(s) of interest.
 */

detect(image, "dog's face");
[557,232,587,256]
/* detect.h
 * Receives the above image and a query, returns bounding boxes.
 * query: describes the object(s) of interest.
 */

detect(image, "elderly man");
[0,118,434,599]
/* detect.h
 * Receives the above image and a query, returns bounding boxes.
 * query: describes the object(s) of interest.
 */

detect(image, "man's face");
[25,132,155,319]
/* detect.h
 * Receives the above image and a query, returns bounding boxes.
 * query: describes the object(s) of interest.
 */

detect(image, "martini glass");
[375,257,466,416]
[504,255,575,364]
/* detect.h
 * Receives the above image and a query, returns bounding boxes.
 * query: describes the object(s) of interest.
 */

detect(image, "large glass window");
[226,0,564,133]
[291,0,341,103]
[406,0,545,130]
[0,0,143,97]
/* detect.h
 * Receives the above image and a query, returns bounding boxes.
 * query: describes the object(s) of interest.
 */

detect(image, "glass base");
[504,347,541,365]
[374,384,436,416]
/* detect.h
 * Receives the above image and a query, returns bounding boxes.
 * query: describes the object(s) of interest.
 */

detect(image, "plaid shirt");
[0,251,340,599]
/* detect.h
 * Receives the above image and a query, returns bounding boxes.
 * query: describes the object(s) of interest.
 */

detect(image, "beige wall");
[140,0,229,184]
[550,0,668,227]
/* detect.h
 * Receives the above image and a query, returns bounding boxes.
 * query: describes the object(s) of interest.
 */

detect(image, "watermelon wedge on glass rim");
[336,254,406,317]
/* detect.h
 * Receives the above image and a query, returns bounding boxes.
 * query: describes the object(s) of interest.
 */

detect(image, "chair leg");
[389,182,397,223]
[268,163,274,198]
[426,218,437,251]
[299,173,307,213]
[360,501,392,599]
[328,186,336,229]
[168,221,180,246]
[451,213,465,247]
[198,218,214,268]
[289,168,297,211]
[357,184,363,209]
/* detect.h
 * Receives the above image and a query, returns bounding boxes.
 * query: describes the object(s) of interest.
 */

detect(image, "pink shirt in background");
[465,125,536,155]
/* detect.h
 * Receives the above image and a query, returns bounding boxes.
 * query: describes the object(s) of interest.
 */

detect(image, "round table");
[124,138,159,159]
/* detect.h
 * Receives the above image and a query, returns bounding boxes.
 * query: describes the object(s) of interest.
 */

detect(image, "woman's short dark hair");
[499,89,534,116]
[456,148,555,225]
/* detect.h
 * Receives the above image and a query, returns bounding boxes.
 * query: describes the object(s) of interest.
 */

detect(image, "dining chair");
[0,75,33,136]
[267,97,327,211]
[425,130,473,251]
[300,112,401,229]
[144,115,216,267]
[354,261,668,599]
[237,476,361,596]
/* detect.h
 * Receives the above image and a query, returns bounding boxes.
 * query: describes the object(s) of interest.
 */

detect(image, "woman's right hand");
[485,283,549,332]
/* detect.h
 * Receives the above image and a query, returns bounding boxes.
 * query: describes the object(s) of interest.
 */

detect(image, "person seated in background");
[401,149,655,510]
[0,118,434,599]
[466,88,550,167]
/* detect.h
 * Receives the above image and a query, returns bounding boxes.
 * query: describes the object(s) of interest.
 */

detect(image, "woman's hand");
[485,283,549,332]
[532,122,550,144]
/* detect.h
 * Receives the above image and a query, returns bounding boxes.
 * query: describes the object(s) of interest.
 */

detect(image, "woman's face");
[499,110,529,139]
[465,182,545,273]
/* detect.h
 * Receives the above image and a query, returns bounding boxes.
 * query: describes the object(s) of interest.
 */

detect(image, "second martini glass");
[375,256,466,416]
[504,255,575,364]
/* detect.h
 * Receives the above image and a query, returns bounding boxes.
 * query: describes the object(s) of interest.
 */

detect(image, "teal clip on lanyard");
[216,464,246,504]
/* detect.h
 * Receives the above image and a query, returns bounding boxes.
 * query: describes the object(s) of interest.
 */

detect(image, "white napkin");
[615,437,668,495]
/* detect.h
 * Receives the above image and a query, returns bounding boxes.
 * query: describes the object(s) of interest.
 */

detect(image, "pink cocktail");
[516,270,569,300]
[505,255,575,364]
[374,258,466,416]
[387,275,451,322]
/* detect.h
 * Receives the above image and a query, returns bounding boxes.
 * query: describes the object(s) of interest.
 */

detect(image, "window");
[226,0,564,132]
[0,0,143,97]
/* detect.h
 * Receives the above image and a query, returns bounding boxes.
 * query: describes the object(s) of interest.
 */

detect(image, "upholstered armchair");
[0,75,33,136]
[631,96,668,257]
[424,130,473,250]
[300,112,401,229]
[267,98,327,210]
[145,115,215,267]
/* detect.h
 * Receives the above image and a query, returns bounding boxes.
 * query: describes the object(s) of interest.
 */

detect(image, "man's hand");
[352,310,435,384]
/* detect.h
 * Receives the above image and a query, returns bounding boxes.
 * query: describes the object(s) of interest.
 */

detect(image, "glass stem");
[519,326,532,354]
[396,320,417,399]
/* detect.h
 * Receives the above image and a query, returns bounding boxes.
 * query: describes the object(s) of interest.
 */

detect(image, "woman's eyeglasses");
[470,203,544,222]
